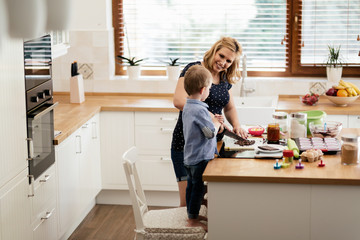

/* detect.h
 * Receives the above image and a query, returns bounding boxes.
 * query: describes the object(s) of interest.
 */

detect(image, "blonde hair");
[184,65,212,96]
[203,37,242,84]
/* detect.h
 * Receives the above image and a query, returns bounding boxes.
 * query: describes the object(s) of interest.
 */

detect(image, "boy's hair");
[184,65,212,96]
[203,36,242,85]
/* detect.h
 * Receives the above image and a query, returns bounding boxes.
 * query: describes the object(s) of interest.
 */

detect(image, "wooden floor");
[68,204,166,240]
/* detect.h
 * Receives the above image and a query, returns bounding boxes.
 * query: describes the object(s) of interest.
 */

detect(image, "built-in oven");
[24,34,57,182]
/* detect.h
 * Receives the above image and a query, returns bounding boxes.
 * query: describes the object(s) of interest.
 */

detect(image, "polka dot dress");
[171,62,232,151]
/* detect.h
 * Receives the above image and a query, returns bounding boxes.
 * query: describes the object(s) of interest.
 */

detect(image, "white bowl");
[325,95,359,107]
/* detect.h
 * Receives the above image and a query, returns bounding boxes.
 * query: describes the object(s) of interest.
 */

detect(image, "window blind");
[115,0,289,73]
[298,0,360,66]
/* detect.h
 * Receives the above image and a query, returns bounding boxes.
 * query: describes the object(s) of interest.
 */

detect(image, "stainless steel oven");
[24,34,57,181]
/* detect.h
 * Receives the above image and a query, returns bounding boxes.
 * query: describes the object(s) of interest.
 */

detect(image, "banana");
[346,82,360,95]
[345,87,354,96]
[332,85,346,90]
[340,79,351,88]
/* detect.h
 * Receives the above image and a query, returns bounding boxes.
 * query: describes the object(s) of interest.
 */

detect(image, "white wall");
[51,1,360,95]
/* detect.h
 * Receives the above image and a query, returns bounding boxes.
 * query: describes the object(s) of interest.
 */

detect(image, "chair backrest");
[122,146,148,231]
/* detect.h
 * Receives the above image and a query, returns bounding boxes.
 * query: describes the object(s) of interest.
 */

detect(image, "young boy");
[182,65,222,231]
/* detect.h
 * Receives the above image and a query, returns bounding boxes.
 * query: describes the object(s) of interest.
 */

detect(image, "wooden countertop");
[204,128,360,185]
[53,94,177,144]
[53,93,360,145]
[276,95,360,115]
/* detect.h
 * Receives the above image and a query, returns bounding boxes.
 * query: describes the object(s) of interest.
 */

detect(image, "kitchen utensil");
[223,129,246,141]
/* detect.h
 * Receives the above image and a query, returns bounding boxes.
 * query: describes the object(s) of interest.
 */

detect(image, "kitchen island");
[203,128,360,240]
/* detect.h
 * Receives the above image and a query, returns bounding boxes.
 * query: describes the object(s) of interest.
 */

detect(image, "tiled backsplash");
[52,30,358,96]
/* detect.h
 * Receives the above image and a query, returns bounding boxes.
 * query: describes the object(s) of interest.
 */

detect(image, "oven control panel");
[26,80,53,112]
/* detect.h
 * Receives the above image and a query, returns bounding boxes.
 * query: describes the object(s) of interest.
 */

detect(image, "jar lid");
[290,112,307,119]
[273,112,288,119]
[283,150,294,157]
[341,134,359,143]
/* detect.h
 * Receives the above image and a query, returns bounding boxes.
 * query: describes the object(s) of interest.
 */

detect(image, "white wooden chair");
[122,146,207,240]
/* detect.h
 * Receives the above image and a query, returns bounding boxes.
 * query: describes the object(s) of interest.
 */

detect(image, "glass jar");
[267,123,280,144]
[290,112,307,138]
[273,112,288,133]
[341,134,359,165]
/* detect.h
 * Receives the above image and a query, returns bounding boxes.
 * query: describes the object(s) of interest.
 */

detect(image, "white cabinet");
[31,164,57,240]
[100,111,135,189]
[135,112,178,191]
[56,128,80,237]
[100,111,178,191]
[348,115,360,128]
[325,114,348,128]
[326,114,360,128]
[56,113,101,239]
[0,169,32,240]
[79,114,101,207]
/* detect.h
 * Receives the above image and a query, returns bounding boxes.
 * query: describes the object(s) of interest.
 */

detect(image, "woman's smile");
[212,47,236,73]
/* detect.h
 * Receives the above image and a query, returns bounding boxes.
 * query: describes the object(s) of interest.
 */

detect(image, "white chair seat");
[142,206,206,239]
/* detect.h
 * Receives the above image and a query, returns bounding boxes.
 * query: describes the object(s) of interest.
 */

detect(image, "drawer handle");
[160,128,173,133]
[161,157,171,161]
[34,208,55,231]
[82,123,89,128]
[160,117,178,121]
[41,209,54,220]
[28,175,35,197]
[39,175,51,183]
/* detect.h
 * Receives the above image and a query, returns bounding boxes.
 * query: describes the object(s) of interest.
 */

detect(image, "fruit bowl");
[324,95,359,107]
[309,121,342,138]
[300,93,319,106]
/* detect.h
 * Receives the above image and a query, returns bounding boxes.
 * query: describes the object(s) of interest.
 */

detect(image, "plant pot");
[127,66,141,80]
[166,65,181,81]
[326,66,342,85]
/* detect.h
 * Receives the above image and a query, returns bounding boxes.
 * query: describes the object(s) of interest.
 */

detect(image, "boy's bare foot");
[186,219,208,232]
[198,215,208,221]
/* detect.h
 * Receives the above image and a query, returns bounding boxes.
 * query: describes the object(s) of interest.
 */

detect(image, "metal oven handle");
[29,102,58,120]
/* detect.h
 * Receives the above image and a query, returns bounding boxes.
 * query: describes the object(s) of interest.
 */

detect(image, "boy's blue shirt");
[182,99,218,166]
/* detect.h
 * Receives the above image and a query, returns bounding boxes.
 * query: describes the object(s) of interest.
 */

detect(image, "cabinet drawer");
[135,126,173,155]
[31,164,56,223]
[32,204,57,240]
[138,155,177,191]
[135,112,178,126]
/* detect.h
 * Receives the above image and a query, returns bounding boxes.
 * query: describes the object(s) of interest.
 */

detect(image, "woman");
[171,36,248,207]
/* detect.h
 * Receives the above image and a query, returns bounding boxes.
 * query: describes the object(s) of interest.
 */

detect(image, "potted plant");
[326,45,343,84]
[116,55,145,80]
[166,58,181,81]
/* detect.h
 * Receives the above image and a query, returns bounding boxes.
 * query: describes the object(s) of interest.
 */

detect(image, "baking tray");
[294,137,341,155]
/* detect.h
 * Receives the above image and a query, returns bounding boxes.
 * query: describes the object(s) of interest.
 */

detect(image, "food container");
[341,134,359,165]
[267,123,280,144]
[300,110,326,135]
[272,112,288,133]
[290,112,307,138]
[309,121,342,138]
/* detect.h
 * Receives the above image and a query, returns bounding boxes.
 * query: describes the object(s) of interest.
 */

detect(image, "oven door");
[27,102,58,180]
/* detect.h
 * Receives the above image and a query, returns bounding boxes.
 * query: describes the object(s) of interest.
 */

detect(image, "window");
[292,0,360,76]
[113,0,360,77]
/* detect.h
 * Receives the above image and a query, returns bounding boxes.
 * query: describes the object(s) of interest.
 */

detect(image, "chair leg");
[135,232,145,240]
